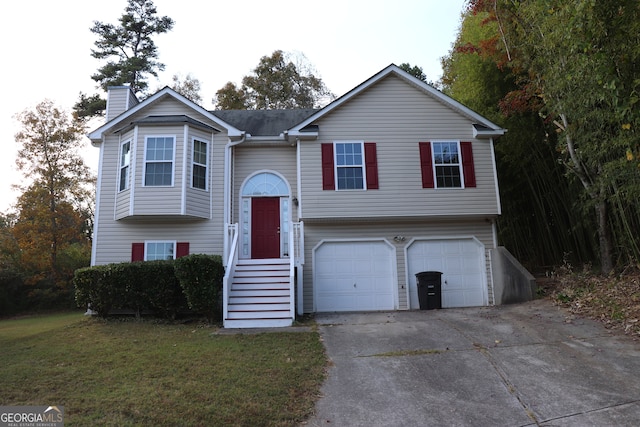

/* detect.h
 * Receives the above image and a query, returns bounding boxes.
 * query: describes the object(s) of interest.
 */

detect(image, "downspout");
[492,220,499,249]
[295,137,304,316]
[295,137,302,219]
[223,133,246,227]
[490,137,502,216]
[181,125,188,215]
[223,132,246,327]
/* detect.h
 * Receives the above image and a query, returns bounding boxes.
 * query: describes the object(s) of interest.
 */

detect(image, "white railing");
[222,223,239,326]
[223,221,301,325]
[288,221,296,320]
[292,221,304,316]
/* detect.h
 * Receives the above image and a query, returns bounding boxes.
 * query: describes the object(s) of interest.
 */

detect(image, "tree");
[0,213,20,272]
[73,92,107,120]
[12,187,89,279]
[170,73,203,104]
[213,50,334,110]
[399,63,429,83]
[464,0,640,272]
[214,82,249,110]
[74,0,174,119]
[440,7,598,269]
[14,100,95,284]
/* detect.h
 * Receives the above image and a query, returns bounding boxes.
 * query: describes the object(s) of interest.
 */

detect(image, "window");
[131,242,189,261]
[144,136,174,186]
[336,142,364,189]
[119,140,131,191]
[433,141,461,188]
[192,139,208,190]
[322,142,379,190]
[146,242,175,260]
[419,141,476,189]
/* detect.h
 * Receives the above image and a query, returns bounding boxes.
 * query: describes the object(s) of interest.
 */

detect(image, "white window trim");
[191,137,209,191]
[143,135,176,187]
[144,240,177,261]
[118,139,131,192]
[431,140,464,189]
[334,140,367,191]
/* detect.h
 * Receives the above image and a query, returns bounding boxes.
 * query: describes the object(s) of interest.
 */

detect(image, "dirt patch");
[537,268,640,338]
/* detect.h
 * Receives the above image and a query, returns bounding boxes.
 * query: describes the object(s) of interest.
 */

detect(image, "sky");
[0,0,467,213]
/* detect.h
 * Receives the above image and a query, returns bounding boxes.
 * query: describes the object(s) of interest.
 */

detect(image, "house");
[88,64,529,328]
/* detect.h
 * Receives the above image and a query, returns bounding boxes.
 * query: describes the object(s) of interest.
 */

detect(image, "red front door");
[251,197,280,259]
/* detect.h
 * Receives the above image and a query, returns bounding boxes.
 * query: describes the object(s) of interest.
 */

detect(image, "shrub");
[74,261,187,318]
[0,269,26,316]
[74,264,116,317]
[174,254,224,322]
[142,261,189,319]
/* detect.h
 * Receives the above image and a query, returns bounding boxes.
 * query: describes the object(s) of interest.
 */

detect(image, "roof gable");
[288,64,505,139]
[88,87,244,143]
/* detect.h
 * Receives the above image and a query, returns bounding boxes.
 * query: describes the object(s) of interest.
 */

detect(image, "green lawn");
[0,312,327,426]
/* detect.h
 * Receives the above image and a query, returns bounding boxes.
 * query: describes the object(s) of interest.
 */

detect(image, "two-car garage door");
[314,238,487,312]
[314,241,395,312]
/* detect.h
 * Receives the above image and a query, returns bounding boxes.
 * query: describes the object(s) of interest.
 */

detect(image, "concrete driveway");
[304,299,640,426]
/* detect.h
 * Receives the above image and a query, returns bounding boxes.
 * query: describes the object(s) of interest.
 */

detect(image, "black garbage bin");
[415,271,442,310]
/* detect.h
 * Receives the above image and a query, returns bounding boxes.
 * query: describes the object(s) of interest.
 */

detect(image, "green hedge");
[174,254,224,322]
[73,255,223,321]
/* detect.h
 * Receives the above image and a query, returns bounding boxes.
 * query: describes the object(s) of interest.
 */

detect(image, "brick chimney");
[106,86,139,121]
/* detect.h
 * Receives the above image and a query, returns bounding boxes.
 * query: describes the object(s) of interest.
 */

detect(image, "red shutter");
[364,142,379,190]
[419,142,435,188]
[131,243,144,262]
[460,141,476,188]
[321,143,335,190]
[176,242,190,258]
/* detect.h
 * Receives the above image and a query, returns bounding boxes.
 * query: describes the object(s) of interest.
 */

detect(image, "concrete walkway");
[304,299,640,426]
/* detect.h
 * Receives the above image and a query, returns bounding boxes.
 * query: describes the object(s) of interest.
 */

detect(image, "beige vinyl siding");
[114,130,134,220]
[185,129,216,218]
[93,219,223,265]
[106,87,134,121]
[92,100,229,266]
[93,127,224,264]
[142,97,214,123]
[115,190,130,219]
[133,126,183,215]
[302,219,495,313]
[299,75,500,220]
[209,133,227,226]
[105,97,218,135]
[93,131,224,264]
[231,144,298,223]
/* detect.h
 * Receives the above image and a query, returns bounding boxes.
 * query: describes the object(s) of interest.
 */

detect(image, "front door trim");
[239,171,292,259]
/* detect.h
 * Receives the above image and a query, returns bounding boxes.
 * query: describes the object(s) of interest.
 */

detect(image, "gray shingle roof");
[212,109,318,136]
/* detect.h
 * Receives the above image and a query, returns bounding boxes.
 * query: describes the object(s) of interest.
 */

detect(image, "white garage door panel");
[315,241,395,312]
[408,239,486,309]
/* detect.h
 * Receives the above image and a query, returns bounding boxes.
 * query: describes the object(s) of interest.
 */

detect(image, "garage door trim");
[404,236,488,308]
[313,238,397,312]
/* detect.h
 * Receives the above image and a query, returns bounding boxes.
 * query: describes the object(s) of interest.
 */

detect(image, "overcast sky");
[0,0,467,213]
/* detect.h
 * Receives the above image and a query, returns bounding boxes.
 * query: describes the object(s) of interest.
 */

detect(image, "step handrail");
[223,223,239,327]
[288,220,296,320]
[293,221,304,316]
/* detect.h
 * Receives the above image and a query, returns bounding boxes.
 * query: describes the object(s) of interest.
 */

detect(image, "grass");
[0,312,327,426]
